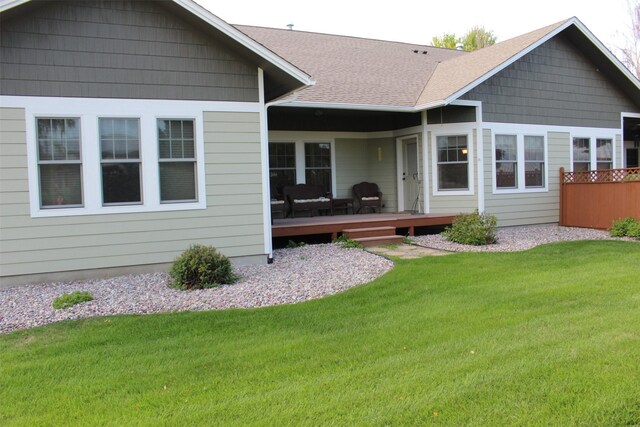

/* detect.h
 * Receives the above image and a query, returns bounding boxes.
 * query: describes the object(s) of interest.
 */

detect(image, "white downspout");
[258,68,300,262]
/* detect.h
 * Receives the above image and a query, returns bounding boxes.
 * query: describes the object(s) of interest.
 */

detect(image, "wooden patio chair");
[352,182,382,213]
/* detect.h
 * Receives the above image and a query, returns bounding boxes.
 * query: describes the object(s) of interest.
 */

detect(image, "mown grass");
[1,241,639,426]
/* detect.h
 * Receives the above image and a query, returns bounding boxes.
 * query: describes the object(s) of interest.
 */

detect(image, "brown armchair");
[352,182,382,213]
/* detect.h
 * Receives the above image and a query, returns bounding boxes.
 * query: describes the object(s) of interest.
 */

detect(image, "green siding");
[0,108,266,280]
[335,137,397,212]
[482,130,569,226]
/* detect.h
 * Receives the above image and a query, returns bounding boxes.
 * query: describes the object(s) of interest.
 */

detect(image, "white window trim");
[269,138,337,196]
[569,131,617,172]
[430,127,475,196]
[4,96,261,218]
[491,132,549,194]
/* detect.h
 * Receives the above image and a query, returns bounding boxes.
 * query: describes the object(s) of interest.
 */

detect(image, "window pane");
[438,135,468,163]
[438,163,468,190]
[525,136,544,161]
[597,162,612,170]
[158,119,195,159]
[39,163,82,207]
[99,118,140,160]
[305,168,332,193]
[525,162,544,187]
[37,118,80,161]
[496,162,517,188]
[573,162,590,172]
[596,139,612,162]
[495,135,517,161]
[573,138,590,161]
[160,162,196,202]
[305,143,331,193]
[102,163,141,204]
[269,169,296,197]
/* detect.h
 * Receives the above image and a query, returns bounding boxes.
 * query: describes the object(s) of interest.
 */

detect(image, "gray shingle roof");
[237,19,571,109]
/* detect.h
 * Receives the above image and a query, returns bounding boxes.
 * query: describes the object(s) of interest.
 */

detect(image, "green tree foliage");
[431,26,497,51]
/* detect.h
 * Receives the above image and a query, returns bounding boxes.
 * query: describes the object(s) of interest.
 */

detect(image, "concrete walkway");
[367,243,450,259]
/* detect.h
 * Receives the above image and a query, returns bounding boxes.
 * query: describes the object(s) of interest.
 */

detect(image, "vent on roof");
[287,23,294,31]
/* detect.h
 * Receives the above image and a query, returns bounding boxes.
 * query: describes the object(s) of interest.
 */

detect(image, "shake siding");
[483,130,570,226]
[0,0,259,102]
[461,34,637,128]
[0,109,265,279]
[335,137,397,212]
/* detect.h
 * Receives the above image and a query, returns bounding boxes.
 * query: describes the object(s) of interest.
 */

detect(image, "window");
[158,119,197,202]
[524,136,544,188]
[573,137,614,171]
[269,142,296,197]
[495,135,517,189]
[596,139,613,170]
[305,142,332,193]
[494,133,546,192]
[36,118,83,208]
[437,135,468,190]
[573,138,591,171]
[99,118,141,205]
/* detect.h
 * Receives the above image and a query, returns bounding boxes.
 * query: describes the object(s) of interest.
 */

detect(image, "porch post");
[258,68,274,260]
[421,110,430,214]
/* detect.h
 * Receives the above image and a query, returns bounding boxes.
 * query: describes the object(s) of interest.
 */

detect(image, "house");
[1,0,639,286]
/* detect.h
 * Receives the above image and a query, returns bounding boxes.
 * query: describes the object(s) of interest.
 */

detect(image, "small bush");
[169,244,236,290]
[334,235,365,249]
[286,240,307,248]
[52,291,93,310]
[628,221,640,238]
[610,217,639,237]
[443,211,497,246]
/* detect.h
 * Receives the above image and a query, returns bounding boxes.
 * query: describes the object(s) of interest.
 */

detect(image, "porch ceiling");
[268,106,421,132]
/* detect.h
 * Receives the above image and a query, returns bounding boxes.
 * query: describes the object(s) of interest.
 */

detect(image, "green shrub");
[334,235,365,249]
[443,211,497,246]
[169,244,236,290]
[626,220,640,238]
[610,217,639,237]
[286,240,307,248]
[52,291,93,310]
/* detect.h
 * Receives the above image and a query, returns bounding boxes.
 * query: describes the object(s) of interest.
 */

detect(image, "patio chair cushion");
[282,184,333,217]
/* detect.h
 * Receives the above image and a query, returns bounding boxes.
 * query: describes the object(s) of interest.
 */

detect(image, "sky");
[196,0,632,54]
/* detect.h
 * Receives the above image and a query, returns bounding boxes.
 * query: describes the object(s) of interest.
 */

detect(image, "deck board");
[272,213,455,238]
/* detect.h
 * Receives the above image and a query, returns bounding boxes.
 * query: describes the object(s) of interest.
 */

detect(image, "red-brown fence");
[559,167,640,229]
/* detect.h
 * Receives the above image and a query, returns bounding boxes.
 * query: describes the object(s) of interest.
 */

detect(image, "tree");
[431,26,497,51]
[619,1,640,78]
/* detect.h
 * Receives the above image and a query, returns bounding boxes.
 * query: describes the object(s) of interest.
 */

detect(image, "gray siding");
[0,109,266,281]
[461,34,636,128]
[0,1,259,101]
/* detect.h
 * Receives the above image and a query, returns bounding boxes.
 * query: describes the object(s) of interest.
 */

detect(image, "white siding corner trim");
[1,96,261,218]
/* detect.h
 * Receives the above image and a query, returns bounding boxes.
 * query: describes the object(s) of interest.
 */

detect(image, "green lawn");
[2,241,640,426]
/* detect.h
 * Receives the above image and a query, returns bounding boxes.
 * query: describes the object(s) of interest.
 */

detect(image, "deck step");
[353,235,404,247]
[342,226,395,239]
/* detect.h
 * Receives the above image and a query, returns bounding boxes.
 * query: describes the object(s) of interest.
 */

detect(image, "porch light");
[378,146,383,161]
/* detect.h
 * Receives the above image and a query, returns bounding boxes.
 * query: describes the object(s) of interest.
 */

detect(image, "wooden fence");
[559,167,640,229]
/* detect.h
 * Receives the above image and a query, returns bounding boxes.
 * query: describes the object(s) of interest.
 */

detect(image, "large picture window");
[158,119,197,202]
[36,118,83,208]
[437,135,469,190]
[99,118,141,205]
[269,142,296,197]
[305,142,332,194]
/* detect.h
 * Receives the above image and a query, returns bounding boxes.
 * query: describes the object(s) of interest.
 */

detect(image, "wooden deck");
[272,212,455,239]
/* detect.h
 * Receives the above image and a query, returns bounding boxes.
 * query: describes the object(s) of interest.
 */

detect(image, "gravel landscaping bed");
[0,244,393,334]
[413,223,622,252]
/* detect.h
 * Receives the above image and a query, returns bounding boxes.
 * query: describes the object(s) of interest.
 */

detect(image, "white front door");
[397,136,420,212]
